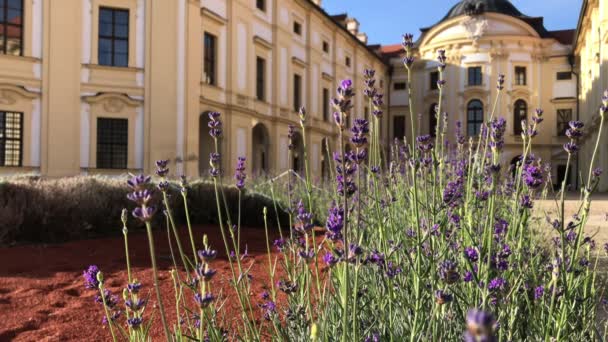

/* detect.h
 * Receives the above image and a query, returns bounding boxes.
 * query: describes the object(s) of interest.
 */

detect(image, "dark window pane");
[8,0,22,10]
[99,22,113,36]
[557,72,572,80]
[393,116,406,140]
[99,9,113,24]
[0,111,23,167]
[7,8,20,24]
[430,71,439,90]
[0,26,5,53]
[98,8,129,67]
[97,118,128,169]
[114,40,127,54]
[115,10,129,25]
[115,23,128,38]
[114,53,128,67]
[0,7,5,23]
[99,38,111,53]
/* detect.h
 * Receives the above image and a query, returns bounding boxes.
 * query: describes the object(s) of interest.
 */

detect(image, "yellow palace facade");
[0,0,606,190]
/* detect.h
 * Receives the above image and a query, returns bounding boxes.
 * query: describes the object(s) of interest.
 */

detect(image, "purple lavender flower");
[127,174,151,191]
[295,200,314,234]
[497,74,505,90]
[566,121,584,139]
[465,309,496,342]
[208,111,222,138]
[195,266,217,282]
[198,248,218,262]
[125,298,146,312]
[416,134,434,152]
[464,247,479,262]
[209,152,221,177]
[234,156,246,189]
[277,280,298,294]
[520,194,533,209]
[127,317,143,329]
[127,282,142,294]
[132,206,156,222]
[155,159,169,177]
[437,49,447,71]
[489,117,506,151]
[259,300,276,321]
[434,290,453,305]
[593,168,603,178]
[363,69,377,98]
[127,189,153,206]
[325,203,344,241]
[401,33,414,49]
[350,118,369,148]
[534,286,544,300]
[273,238,287,251]
[563,142,578,154]
[332,79,355,120]
[522,164,544,189]
[386,262,403,278]
[439,260,459,284]
[83,265,100,289]
[323,252,340,267]
[488,277,507,292]
[95,289,119,309]
[194,293,215,308]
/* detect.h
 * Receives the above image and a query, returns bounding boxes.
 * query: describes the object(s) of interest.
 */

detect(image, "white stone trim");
[80,103,91,168]
[136,0,145,68]
[30,98,41,166]
[135,106,144,169]
[32,0,42,59]
[81,0,92,64]
[176,0,186,174]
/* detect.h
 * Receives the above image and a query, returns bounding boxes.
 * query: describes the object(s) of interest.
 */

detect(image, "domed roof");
[442,0,523,20]
[418,0,555,42]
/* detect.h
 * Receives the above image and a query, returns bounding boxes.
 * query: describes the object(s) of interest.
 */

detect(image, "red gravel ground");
[0,225,286,341]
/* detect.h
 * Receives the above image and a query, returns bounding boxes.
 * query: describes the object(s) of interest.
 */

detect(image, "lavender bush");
[83,35,608,341]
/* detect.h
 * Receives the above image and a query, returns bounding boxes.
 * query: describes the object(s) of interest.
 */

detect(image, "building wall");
[575,0,608,191]
[0,0,387,178]
[387,13,577,187]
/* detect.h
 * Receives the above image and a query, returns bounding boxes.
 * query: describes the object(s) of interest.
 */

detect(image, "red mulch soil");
[0,225,286,341]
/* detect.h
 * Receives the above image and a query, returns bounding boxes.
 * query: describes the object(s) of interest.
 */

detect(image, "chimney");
[357,32,368,44]
[311,0,322,6]
[345,17,359,35]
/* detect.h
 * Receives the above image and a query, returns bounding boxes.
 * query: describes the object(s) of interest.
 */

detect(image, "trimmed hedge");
[0,176,288,245]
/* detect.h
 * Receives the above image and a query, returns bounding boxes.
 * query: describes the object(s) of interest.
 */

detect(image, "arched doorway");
[291,132,304,174]
[513,99,527,136]
[467,100,483,136]
[199,111,220,176]
[321,138,330,181]
[429,103,438,137]
[252,123,270,175]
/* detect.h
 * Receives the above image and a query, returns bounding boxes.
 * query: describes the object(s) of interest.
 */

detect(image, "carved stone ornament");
[103,98,126,113]
[0,90,16,105]
[461,16,488,43]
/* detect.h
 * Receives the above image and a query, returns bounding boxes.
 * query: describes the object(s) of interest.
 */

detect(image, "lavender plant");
[83,35,608,341]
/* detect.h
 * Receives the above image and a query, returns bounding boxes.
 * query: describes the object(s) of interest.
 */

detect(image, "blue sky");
[322,0,583,45]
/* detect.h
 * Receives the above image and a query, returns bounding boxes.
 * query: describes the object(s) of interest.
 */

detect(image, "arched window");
[513,100,527,136]
[429,103,438,137]
[467,100,483,136]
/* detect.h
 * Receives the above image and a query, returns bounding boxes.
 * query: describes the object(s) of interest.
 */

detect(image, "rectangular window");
[97,118,128,169]
[515,66,526,85]
[204,32,217,85]
[393,115,406,140]
[322,88,329,122]
[468,66,482,86]
[557,109,572,136]
[322,41,329,53]
[256,57,265,101]
[345,56,351,67]
[98,7,129,67]
[293,21,302,35]
[430,71,439,90]
[556,71,572,80]
[0,111,23,166]
[256,0,265,11]
[393,82,406,90]
[364,107,369,121]
[0,0,23,56]
[293,74,302,112]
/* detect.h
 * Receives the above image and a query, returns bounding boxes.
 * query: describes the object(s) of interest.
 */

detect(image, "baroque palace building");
[0,0,606,190]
